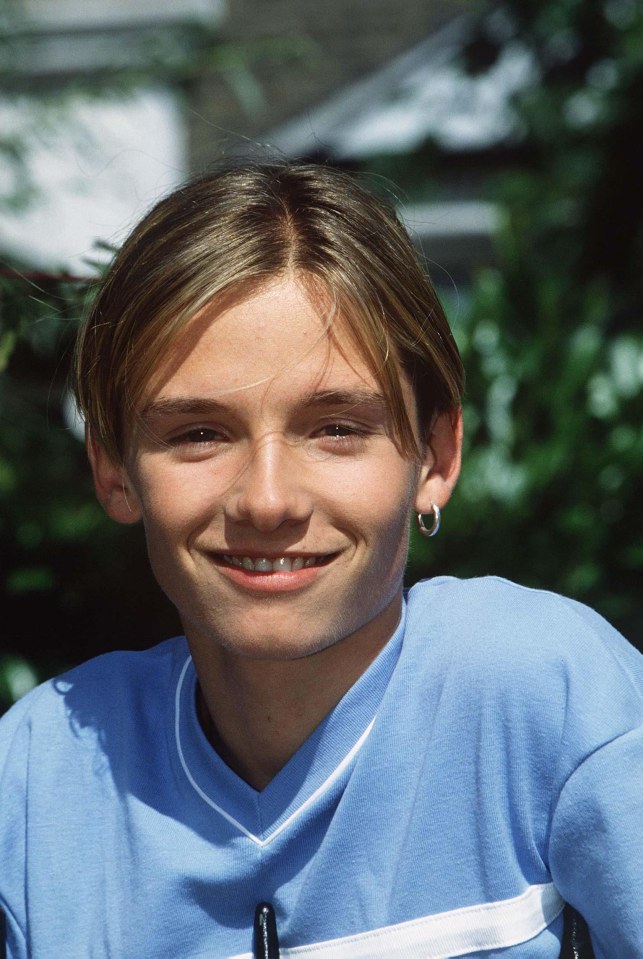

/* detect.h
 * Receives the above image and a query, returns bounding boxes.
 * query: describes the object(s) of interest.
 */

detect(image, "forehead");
[142,277,385,407]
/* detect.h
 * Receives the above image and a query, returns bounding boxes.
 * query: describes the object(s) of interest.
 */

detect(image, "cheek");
[129,480,199,580]
[131,461,214,533]
[356,468,417,572]
[136,502,200,611]
[358,461,420,522]
[374,506,413,568]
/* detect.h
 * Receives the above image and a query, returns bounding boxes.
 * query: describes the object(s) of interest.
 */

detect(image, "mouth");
[217,553,335,574]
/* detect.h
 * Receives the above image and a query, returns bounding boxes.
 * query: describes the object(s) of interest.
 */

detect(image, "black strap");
[253,901,280,959]
[559,903,595,959]
[0,907,6,959]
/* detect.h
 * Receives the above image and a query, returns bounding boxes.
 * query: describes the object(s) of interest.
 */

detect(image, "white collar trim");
[174,655,375,847]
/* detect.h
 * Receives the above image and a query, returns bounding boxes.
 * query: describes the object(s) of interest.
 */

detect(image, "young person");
[0,163,641,958]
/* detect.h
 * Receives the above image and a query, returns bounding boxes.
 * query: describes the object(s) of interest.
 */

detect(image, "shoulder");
[0,637,189,941]
[406,574,640,674]
[404,576,643,742]
[0,636,189,763]
[401,577,643,800]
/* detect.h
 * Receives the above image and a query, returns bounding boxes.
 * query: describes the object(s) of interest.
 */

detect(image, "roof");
[265,16,535,160]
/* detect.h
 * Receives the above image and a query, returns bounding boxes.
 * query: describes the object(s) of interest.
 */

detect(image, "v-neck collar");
[171,602,406,845]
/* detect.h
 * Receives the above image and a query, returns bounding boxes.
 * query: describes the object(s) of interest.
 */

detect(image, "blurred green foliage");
[1,0,642,712]
[0,270,181,713]
[404,0,643,643]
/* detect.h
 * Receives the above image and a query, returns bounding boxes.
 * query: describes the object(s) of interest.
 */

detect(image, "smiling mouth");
[218,554,334,573]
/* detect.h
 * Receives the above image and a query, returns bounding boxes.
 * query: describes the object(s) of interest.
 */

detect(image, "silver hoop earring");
[122,482,135,514]
[417,504,441,538]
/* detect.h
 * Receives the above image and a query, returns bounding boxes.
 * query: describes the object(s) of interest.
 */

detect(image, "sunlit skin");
[91,276,462,788]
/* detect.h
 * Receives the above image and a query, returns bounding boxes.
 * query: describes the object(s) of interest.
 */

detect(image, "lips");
[220,554,328,573]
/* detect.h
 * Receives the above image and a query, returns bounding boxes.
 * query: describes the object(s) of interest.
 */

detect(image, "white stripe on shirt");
[228,883,565,959]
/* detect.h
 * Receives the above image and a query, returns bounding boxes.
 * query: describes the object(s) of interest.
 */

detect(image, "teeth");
[222,554,320,573]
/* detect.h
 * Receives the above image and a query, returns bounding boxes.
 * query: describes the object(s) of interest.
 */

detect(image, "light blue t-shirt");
[1,577,642,957]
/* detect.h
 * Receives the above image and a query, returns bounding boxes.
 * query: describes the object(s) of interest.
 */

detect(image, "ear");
[86,430,142,525]
[414,407,463,514]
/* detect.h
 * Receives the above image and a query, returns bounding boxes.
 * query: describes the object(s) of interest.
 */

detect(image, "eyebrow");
[301,388,388,411]
[140,397,232,421]
[140,389,388,422]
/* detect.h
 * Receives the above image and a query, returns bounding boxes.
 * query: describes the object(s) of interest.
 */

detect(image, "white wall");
[0,88,186,271]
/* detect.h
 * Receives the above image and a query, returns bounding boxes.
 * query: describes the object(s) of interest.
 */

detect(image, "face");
[94,277,457,667]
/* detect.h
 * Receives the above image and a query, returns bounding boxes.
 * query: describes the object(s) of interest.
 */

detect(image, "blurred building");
[192,0,501,285]
[0,0,224,269]
[1,0,508,281]
[188,0,470,166]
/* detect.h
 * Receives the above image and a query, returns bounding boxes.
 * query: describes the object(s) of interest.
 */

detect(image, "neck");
[190,604,400,791]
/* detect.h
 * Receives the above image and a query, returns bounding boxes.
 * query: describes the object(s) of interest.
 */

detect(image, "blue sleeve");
[546,599,643,957]
[0,689,42,959]
[550,727,643,958]
[1,905,27,959]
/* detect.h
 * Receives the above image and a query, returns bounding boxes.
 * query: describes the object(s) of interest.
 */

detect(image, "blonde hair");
[73,163,464,462]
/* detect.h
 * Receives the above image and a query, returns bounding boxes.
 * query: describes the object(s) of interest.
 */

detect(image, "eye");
[313,422,369,454]
[170,427,226,446]
[322,423,358,439]
[187,428,218,443]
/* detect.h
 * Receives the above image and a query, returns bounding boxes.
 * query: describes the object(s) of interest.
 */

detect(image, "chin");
[183,608,354,664]
[217,631,342,662]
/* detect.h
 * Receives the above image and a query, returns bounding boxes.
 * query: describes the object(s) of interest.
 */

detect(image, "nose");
[228,434,313,532]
